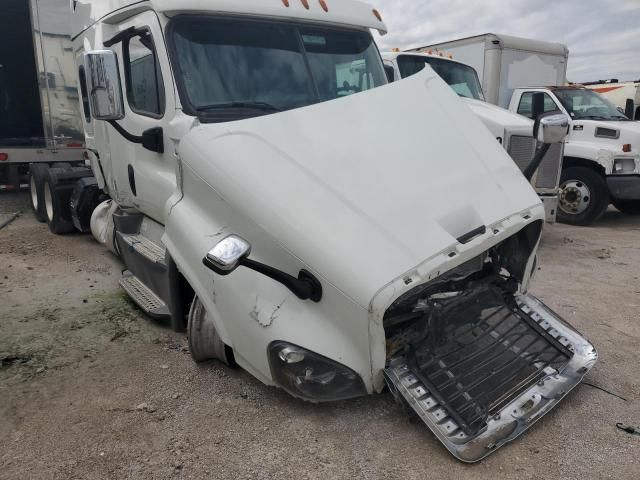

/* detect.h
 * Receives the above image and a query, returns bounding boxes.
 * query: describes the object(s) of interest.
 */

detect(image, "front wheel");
[611,198,640,214]
[187,296,231,365]
[557,167,610,226]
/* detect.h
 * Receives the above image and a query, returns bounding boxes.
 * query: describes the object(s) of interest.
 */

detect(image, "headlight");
[613,158,636,174]
[268,341,367,402]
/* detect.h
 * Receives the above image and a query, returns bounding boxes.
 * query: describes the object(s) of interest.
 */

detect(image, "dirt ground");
[1,190,639,480]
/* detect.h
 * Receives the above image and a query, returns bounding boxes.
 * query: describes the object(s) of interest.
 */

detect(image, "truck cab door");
[107,11,176,223]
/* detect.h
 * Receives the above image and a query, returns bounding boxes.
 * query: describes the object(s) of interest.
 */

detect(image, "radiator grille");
[507,135,536,171]
[535,143,562,189]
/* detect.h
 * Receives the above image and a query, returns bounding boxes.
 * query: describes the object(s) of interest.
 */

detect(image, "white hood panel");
[178,69,542,307]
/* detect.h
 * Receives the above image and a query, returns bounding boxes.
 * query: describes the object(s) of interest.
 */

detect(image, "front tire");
[187,296,230,364]
[557,166,609,226]
[611,199,640,215]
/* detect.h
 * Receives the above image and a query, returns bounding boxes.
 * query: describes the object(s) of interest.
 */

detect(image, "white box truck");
[408,33,569,109]
[0,0,85,190]
[15,0,596,462]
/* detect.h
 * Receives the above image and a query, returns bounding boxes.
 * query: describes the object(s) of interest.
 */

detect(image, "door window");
[123,30,165,117]
[517,92,558,119]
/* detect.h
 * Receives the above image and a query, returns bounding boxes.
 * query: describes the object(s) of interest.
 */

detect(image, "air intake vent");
[595,127,620,139]
[535,143,563,189]
[507,136,537,171]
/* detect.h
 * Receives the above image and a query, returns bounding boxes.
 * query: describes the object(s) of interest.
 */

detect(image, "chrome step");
[119,271,170,319]
[119,233,166,265]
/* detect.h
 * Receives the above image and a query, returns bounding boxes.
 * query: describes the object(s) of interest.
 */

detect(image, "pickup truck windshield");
[397,55,485,101]
[169,17,386,120]
[554,88,630,121]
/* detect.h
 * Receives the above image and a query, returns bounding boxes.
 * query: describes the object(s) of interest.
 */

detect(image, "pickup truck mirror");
[83,50,125,121]
[534,112,569,145]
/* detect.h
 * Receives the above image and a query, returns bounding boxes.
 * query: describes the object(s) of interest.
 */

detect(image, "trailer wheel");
[43,168,76,234]
[611,199,640,215]
[29,164,49,223]
[557,167,609,226]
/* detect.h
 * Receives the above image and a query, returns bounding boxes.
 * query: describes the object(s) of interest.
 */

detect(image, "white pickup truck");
[19,0,596,462]
[381,51,562,222]
[509,86,640,224]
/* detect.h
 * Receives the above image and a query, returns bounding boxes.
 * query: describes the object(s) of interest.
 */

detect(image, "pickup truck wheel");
[557,167,609,226]
[187,296,230,364]
[44,168,76,234]
[29,164,49,222]
[611,199,640,214]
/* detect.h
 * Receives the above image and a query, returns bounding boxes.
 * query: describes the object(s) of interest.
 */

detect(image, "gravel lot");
[1,190,639,479]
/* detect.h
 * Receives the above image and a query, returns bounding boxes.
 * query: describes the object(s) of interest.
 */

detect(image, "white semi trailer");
[12,0,597,462]
[0,0,85,190]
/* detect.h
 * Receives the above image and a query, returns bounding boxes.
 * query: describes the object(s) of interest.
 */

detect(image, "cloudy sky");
[373,0,640,82]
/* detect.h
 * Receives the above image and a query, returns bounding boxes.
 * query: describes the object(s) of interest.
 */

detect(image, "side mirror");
[203,235,251,275]
[83,50,124,120]
[384,65,396,83]
[202,234,322,302]
[624,99,634,119]
[534,112,570,144]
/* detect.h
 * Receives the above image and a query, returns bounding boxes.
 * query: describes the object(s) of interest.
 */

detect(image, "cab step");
[119,271,170,319]
[119,233,166,265]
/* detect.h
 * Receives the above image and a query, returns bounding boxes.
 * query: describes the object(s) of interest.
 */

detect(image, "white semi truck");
[414,34,640,225]
[381,50,563,222]
[14,0,597,462]
[0,0,85,191]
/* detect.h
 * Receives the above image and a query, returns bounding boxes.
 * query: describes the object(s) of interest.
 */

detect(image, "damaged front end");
[381,221,597,462]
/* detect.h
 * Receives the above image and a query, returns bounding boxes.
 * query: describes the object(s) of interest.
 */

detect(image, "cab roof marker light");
[319,0,328,12]
[623,144,631,152]
[281,0,290,6]
[372,9,382,21]
[300,0,310,10]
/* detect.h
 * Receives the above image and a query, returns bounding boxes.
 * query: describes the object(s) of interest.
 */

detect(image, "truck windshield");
[397,55,485,101]
[554,89,629,121]
[168,17,386,120]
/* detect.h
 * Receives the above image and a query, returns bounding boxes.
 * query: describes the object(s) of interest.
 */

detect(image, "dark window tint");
[168,17,387,120]
[124,31,165,116]
[517,92,557,119]
[172,19,314,111]
[78,65,91,122]
[300,26,386,101]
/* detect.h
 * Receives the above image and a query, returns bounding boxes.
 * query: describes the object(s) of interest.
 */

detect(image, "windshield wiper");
[195,101,283,112]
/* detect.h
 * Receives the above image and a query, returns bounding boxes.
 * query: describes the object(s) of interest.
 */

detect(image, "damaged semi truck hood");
[178,69,543,309]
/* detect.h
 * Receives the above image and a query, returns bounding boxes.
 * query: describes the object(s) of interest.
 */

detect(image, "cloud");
[373,0,640,82]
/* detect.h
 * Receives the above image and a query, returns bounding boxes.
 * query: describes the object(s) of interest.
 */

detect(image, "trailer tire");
[29,164,49,223]
[557,167,609,226]
[611,199,640,215]
[43,168,76,234]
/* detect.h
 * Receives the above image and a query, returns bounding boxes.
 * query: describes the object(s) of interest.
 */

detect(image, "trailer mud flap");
[384,294,597,462]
